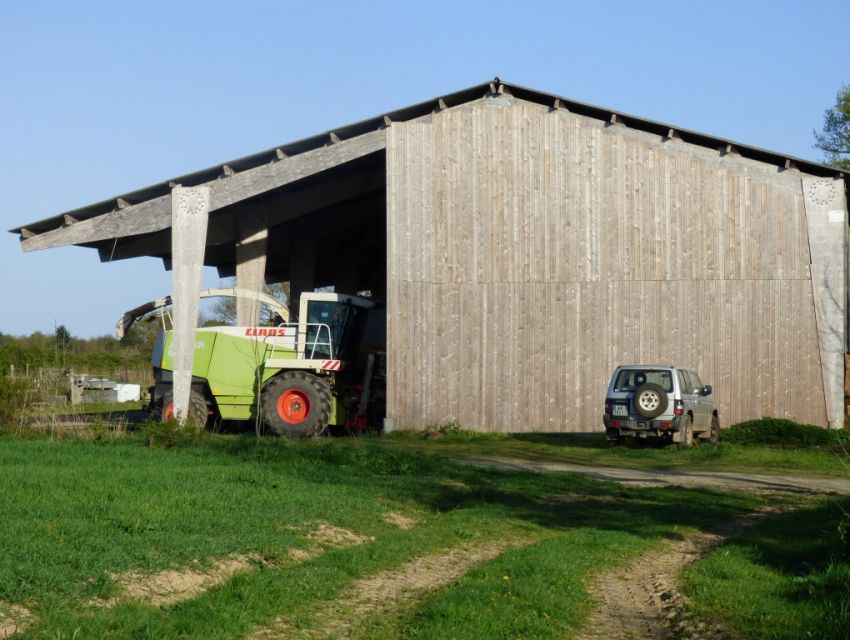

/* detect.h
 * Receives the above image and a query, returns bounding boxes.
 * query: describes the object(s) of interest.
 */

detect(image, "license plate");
[613,405,627,417]
[637,421,648,429]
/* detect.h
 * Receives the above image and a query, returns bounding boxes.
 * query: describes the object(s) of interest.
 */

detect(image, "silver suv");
[602,365,719,446]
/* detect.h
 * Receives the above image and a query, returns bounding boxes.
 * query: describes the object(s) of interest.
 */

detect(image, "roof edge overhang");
[10,78,849,238]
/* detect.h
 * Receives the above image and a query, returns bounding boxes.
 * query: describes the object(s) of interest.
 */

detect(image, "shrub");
[724,417,838,448]
[0,376,37,430]
[137,419,199,449]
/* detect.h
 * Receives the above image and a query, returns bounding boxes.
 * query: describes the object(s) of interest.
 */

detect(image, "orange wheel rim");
[163,403,174,421]
[278,389,310,424]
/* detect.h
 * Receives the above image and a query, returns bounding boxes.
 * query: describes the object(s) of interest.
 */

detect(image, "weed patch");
[137,418,206,449]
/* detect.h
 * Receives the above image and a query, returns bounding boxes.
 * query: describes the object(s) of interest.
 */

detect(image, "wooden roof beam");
[21,129,386,252]
[98,169,386,262]
[549,98,569,113]
[664,128,681,142]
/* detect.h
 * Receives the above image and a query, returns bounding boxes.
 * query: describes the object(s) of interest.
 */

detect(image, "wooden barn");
[11,79,850,432]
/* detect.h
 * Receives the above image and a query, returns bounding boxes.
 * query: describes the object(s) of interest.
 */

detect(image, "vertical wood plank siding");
[387,99,827,431]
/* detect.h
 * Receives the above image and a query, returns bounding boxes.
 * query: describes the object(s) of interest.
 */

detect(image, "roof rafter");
[98,168,386,262]
[21,130,386,252]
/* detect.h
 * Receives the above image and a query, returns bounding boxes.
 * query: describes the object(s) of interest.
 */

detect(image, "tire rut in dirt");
[248,537,534,640]
[578,533,723,640]
[576,508,789,640]
[0,601,32,639]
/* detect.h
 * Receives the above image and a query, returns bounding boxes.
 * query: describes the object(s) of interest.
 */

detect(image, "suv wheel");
[633,382,668,419]
[708,415,720,445]
[677,415,694,448]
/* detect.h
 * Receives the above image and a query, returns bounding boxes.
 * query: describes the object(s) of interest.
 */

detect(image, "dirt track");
[456,456,838,639]
[456,457,850,495]
[249,537,533,639]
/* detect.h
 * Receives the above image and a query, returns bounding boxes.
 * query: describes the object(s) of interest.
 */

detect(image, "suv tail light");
[674,399,684,416]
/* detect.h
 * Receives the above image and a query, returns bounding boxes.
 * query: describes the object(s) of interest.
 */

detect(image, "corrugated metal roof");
[10,78,848,236]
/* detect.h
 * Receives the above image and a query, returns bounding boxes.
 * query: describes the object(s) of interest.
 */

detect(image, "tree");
[54,324,71,367]
[814,84,850,170]
[203,279,290,326]
[55,325,71,350]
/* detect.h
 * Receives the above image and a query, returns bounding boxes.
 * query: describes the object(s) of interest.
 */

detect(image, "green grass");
[376,429,850,477]
[365,530,647,640]
[682,498,850,640]
[0,433,768,639]
[61,401,146,414]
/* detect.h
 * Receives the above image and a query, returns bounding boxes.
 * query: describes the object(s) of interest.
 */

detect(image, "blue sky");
[1,0,847,337]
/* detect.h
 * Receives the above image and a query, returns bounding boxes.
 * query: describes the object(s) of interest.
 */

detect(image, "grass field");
[0,424,844,640]
[682,498,850,640]
[375,430,850,477]
[0,432,772,640]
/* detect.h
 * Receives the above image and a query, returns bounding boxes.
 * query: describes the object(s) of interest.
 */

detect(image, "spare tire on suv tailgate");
[633,382,668,419]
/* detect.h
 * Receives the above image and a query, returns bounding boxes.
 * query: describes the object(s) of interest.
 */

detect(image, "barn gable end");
[387,96,837,431]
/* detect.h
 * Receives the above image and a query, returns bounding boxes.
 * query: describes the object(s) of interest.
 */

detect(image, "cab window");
[614,369,673,392]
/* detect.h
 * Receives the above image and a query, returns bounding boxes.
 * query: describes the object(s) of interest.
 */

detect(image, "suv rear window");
[614,369,673,392]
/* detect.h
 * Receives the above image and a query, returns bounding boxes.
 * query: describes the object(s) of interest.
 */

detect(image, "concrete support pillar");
[802,176,848,429]
[235,208,269,326]
[288,218,318,319]
[171,186,210,424]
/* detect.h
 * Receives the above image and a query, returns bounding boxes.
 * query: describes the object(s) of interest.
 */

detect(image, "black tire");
[708,414,720,445]
[262,371,332,437]
[677,414,694,448]
[154,389,209,431]
[633,382,668,419]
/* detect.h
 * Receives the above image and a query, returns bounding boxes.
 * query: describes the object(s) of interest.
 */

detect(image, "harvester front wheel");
[262,372,332,437]
[155,389,209,431]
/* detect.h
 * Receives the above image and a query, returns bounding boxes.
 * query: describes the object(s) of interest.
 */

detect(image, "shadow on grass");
[724,499,850,575]
[414,465,756,539]
[513,433,609,449]
[683,497,850,640]
[208,435,760,542]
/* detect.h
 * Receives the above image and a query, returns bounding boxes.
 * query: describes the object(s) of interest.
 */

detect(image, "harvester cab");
[117,289,384,436]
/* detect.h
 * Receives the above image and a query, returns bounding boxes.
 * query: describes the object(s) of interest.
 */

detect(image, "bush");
[723,417,840,448]
[0,376,36,430]
[137,419,202,449]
